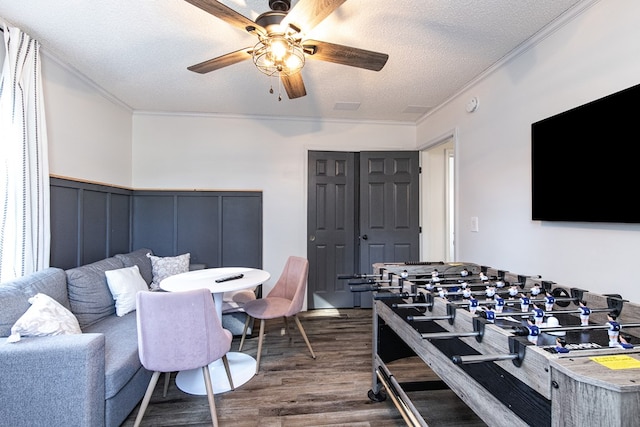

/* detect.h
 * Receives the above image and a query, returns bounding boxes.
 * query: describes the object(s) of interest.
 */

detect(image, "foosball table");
[344,262,640,426]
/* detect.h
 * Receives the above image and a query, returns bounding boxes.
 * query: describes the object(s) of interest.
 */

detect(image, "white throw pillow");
[8,293,82,343]
[146,252,190,290]
[105,265,150,316]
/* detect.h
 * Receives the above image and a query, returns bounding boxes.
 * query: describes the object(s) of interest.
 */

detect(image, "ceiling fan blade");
[303,39,389,71]
[188,48,252,74]
[281,0,346,33]
[184,0,266,34]
[281,73,307,99]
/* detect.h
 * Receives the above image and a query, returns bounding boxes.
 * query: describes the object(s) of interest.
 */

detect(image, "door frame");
[305,149,420,309]
[418,128,459,262]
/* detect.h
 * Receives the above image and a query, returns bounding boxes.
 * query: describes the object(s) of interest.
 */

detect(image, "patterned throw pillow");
[105,265,150,316]
[146,253,190,290]
[8,293,82,343]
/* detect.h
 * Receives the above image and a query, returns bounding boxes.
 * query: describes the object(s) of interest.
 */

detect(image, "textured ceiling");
[0,0,585,123]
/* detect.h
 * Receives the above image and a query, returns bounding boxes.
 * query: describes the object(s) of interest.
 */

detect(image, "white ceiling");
[0,0,585,123]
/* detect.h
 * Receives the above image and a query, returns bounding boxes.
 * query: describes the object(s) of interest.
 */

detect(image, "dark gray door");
[307,151,357,309]
[358,151,420,308]
[307,150,419,309]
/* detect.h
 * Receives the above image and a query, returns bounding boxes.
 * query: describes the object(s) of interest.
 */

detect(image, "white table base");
[175,352,256,395]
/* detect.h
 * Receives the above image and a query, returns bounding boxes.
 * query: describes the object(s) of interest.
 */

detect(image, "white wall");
[132,113,415,293]
[417,0,640,301]
[42,54,133,187]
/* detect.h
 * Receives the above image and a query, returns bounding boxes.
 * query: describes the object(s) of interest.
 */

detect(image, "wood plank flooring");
[122,309,486,426]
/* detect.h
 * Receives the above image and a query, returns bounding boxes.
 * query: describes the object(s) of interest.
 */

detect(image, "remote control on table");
[215,273,244,283]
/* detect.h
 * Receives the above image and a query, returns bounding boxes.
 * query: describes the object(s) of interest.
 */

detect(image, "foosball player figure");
[618,334,634,349]
[478,307,496,323]
[519,293,530,313]
[494,296,505,313]
[462,287,472,299]
[607,313,621,348]
[431,269,440,282]
[401,270,409,279]
[468,295,479,314]
[460,268,469,277]
[555,336,570,353]
[479,271,489,282]
[508,285,519,299]
[485,285,496,299]
[578,300,591,326]
[544,291,555,312]
[532,305,545,326]
[526,318,540,345]
[483,308,496,323]
[437,287,448,299]
[530,283,542,297]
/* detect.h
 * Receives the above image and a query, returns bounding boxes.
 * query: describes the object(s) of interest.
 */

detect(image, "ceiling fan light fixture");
[253,35,305,77]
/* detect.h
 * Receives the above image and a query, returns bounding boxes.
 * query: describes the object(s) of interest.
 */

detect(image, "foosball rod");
[337,273,384,279]
[452,336,527,367]
[441,288,524,298]
[451,353,519,364]
[349,284,403,292]
[535,322,640,334]
[420,331,481,339]
[407,314,453,322]
[488,307,612,318]
[393,302,433,308]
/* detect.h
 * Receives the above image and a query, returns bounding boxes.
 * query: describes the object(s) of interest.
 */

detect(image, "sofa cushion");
[83,313,143,399]
[147,252,190,290]
[0,267,68,337]
[66,257,124,329]
[115,248,154,286]
[8,293,82,342]
[105,266,150,317]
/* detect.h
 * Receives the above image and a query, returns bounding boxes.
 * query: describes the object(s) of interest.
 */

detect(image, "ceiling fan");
[184,0,389,100]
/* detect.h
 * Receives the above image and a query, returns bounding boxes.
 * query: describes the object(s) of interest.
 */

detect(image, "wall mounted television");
[531,82,640,223]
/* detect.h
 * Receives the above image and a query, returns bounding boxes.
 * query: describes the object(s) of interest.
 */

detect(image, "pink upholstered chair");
[134,288,234,427]
[238,256,316,373]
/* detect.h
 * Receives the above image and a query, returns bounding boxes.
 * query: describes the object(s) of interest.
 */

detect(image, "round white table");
[160,267,270,395]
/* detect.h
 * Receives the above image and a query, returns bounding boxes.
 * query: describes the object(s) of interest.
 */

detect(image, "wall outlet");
[471,216,479,232]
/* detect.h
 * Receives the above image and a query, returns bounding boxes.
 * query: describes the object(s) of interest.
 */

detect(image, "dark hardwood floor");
[122,308,486,426]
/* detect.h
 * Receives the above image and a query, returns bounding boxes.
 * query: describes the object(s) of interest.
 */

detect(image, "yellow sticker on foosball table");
[589,355,640,370]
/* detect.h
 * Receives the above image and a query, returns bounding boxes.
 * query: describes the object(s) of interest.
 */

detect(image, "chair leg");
[202,365,219,427]
[255,319,266,374]
[221,354,235,390]
[239,314,252,351]
[134,370,161,427]
[293,314,316,359]
[282,316,291,339]
[163,371,171,397]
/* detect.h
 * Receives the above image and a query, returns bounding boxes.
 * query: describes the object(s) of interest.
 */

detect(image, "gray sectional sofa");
[0,248,156,427]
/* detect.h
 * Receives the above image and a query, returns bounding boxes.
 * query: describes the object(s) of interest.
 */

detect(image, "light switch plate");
[471,216,479,232]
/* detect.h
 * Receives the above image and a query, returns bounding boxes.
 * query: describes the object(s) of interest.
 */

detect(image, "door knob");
[360,235,368,240]
[309,235,316,241]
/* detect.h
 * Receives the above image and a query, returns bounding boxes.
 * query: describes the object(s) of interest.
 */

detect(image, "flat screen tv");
[531,82,640,223]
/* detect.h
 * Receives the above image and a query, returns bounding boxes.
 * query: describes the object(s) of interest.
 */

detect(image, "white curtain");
[0,25,50,283]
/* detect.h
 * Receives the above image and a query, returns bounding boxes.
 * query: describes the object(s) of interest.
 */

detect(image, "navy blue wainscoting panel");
[50,179,263,270]
[222,196,262,268]
[131,194,176,257]
[82,190,108,264]
[109,193,131,256]
[176,195,219,266]
[50,178,133,269]
[50,184,81,269]
[132,191,262,269]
